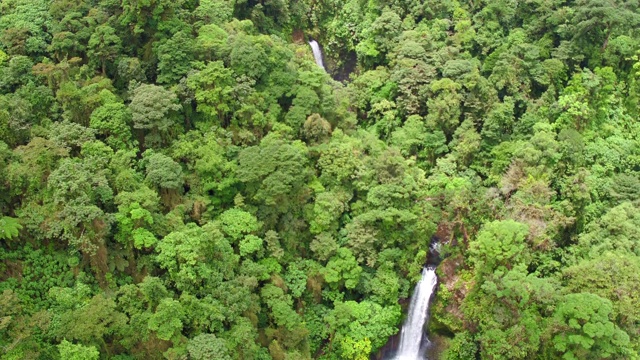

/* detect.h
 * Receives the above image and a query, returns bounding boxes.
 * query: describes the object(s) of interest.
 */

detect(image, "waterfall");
[308,40,325,69]
[394,267,438,360]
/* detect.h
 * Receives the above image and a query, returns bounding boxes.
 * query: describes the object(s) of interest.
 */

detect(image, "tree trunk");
[602,26,612,51]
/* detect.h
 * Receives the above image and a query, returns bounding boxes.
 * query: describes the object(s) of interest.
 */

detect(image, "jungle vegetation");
[1,0,640,359]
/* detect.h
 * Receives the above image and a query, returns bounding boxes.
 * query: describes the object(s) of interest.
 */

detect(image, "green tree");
[426,78,463,136]
[570,0,640,53]
[156,223,237,293]
[229,34,269,81]
[326,300,401,354]
[148,298,185,341]
[193,0,233,26]
[89,93,134,150]
[171,130,238,206]
[236,134,310,210]
[143,151,183,191]
[575,202,640,258]
[187,334,232,360]
[129,84,181,148]
[340,337,371,360]
[442,332,478,360]
[51,294,127,348]
[218,208,260,241]
[115,202,156,249]
[46,156,113,281]
[196,24,229,61]
[552,293,635,359]
[187,61,234,125]
[469,220,530,277]
[323,248,362,290]
[118,0,177,42]
[563,252,640,348]
[156,31,195,84]
[87,25,122,75]
[57,340,100,360]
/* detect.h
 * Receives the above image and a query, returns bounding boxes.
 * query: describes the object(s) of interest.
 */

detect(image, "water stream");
[394,267,438,360]
[308,40,325,69]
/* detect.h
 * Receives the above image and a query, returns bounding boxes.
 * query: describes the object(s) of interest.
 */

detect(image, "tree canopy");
[1,0,640,359]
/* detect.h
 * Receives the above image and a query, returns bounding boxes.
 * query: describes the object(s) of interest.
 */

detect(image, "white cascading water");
[395,267,438,360]
[308,40,325,69]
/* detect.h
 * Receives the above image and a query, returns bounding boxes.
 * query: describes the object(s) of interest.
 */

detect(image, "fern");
[0,217,22,240]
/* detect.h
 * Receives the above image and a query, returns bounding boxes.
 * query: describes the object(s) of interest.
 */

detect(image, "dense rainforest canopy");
[1,0,640,359]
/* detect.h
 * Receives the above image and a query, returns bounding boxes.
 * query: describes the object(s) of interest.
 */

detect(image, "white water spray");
[395,267,438,360]
[308,40,325,69]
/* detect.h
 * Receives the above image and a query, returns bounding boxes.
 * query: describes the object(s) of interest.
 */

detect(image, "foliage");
[1,0,640,358]
[57,340,100,360]
[0,216,22,240]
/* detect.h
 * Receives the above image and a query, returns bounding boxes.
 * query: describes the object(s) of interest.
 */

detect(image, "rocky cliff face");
[428,254,474,356]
